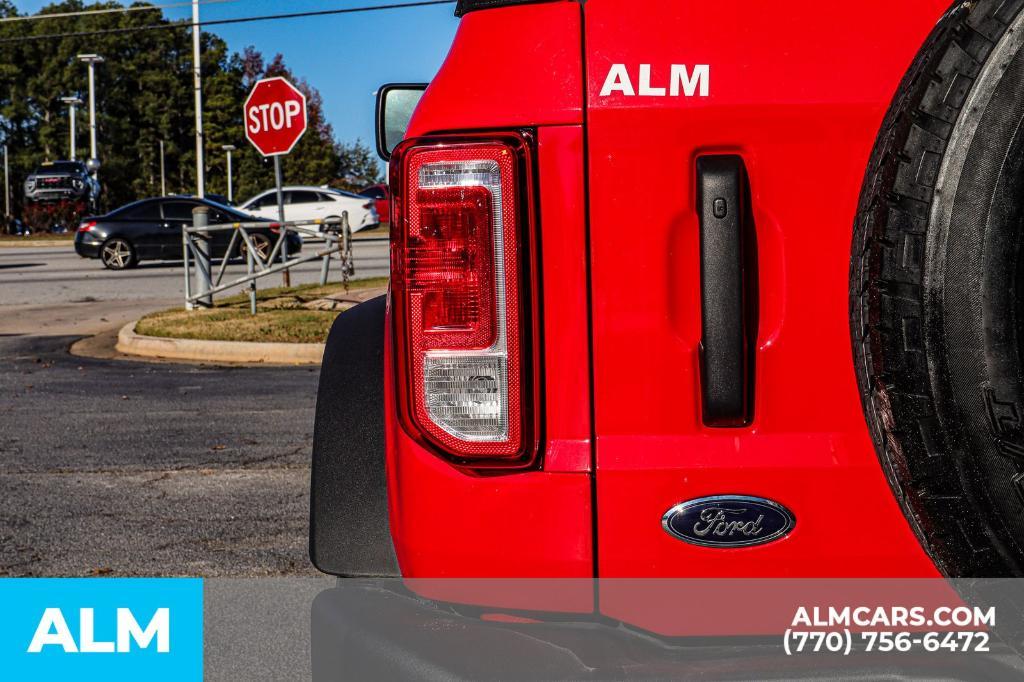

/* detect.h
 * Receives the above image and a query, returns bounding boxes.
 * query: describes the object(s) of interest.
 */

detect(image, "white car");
[239,186,380,233]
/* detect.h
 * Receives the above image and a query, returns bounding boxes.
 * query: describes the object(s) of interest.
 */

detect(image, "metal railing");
[182,205,353,313]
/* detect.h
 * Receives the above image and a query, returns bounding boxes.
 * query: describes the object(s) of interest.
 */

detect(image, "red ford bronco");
[310,0,1024,624]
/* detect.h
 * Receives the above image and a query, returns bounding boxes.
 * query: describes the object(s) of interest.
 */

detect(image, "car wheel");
[100,238,138,270]
[852,0,1024,576]
[242,233,272,262]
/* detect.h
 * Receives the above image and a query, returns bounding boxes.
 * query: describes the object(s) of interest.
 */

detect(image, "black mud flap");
[309,295,400,576]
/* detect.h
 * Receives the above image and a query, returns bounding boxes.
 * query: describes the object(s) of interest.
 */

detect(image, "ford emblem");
[662,495,795,548]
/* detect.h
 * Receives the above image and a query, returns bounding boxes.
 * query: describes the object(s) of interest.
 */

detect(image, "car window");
[360,187,386,199]
[318,192,340,202]
[290,190,321,204]
[162,201,200,221]
[120,202,161,221]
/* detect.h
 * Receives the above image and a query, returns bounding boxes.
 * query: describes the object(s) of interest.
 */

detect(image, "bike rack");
[182,208,354,314]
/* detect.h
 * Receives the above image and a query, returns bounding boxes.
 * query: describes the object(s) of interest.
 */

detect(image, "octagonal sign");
[244,77,308,156]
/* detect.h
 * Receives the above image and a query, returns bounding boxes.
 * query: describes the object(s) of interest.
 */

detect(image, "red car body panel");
[388,3,593,583]
[386,0,955,609]
[407,2,584,136]
[384,294,595,584]
[584,0,948,581]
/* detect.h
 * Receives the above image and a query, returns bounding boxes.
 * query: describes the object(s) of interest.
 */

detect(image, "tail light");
[363,201,374,210]
[390,132,538,469]
[77,220,96,233]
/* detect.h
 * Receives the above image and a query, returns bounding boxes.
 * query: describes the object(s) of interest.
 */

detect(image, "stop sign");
[244,77,308,156]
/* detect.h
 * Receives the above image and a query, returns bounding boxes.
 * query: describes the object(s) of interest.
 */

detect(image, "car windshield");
[35,162,84,175]
[204,198,261,221]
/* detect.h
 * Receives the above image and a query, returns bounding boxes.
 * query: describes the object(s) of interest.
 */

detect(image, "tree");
[334,140,382,192]
[0,2,380,222]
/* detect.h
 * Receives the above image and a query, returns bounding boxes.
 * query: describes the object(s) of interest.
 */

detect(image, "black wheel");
[242,233,272,262]
[853,0,1024,576]
[100,237,138,270]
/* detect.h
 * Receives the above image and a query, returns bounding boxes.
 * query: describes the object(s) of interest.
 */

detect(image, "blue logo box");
[0,578,203,680]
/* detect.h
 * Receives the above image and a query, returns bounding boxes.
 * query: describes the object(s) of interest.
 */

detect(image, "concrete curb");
[115,321,325,365]
[0,239,72,248]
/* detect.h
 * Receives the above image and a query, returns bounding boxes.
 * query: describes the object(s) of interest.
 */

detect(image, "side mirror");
[375,83,427,162]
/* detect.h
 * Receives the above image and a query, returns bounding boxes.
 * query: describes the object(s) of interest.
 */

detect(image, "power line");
[0,0,240,23]
[0,1,456,44]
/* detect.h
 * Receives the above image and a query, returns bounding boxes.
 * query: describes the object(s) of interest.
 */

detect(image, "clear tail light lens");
[390,133,537,469]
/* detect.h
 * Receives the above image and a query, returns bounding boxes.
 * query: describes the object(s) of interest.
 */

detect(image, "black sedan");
[74,196,302,270]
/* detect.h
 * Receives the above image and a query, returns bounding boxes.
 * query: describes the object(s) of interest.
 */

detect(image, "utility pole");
[159,140,166,196]
[192,0,205,198]
[221,144,236,203]
[3,144,8,219]
[60,96,83,160]
[77,54,104,176]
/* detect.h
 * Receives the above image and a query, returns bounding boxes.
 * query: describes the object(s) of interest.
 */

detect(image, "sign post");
[243,77,308,286]
[274,156,288,285]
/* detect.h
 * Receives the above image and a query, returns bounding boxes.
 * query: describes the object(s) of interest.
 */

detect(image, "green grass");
[216,277,389,306]
[353,223,389,239]
[136,278,388,344]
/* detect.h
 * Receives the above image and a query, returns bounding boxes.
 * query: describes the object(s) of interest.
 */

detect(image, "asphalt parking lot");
[0,239,388,576]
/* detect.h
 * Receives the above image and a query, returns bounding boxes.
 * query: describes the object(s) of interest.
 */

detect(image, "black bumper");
[311,581,1024,681]
[74,236,101,258]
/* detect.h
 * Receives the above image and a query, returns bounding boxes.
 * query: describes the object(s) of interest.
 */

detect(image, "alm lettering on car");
[662,496,795,548]
[599,64,710,97]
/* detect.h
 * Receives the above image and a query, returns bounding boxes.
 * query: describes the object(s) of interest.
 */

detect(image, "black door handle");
[696,155,755,427]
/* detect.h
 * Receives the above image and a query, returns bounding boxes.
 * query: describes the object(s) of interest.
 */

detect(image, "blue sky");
[14,0,460,147]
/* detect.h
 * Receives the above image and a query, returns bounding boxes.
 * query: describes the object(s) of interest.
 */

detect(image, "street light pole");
[60,96,83,160]
[77,54,104,176]
[221,144,236,203]
[192,0,205,198]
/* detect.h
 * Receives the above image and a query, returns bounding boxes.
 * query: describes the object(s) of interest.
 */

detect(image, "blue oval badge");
[662,495,794,548]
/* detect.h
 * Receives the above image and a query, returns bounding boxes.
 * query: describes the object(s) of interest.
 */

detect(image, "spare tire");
[853,0,1024,576]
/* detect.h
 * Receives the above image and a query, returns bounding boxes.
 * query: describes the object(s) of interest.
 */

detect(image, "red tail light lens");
[390,133,537,469]
[77,220,96,233]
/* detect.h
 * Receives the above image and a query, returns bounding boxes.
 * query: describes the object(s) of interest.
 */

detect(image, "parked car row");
[73,183,385,271]
[74,195,301,270]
